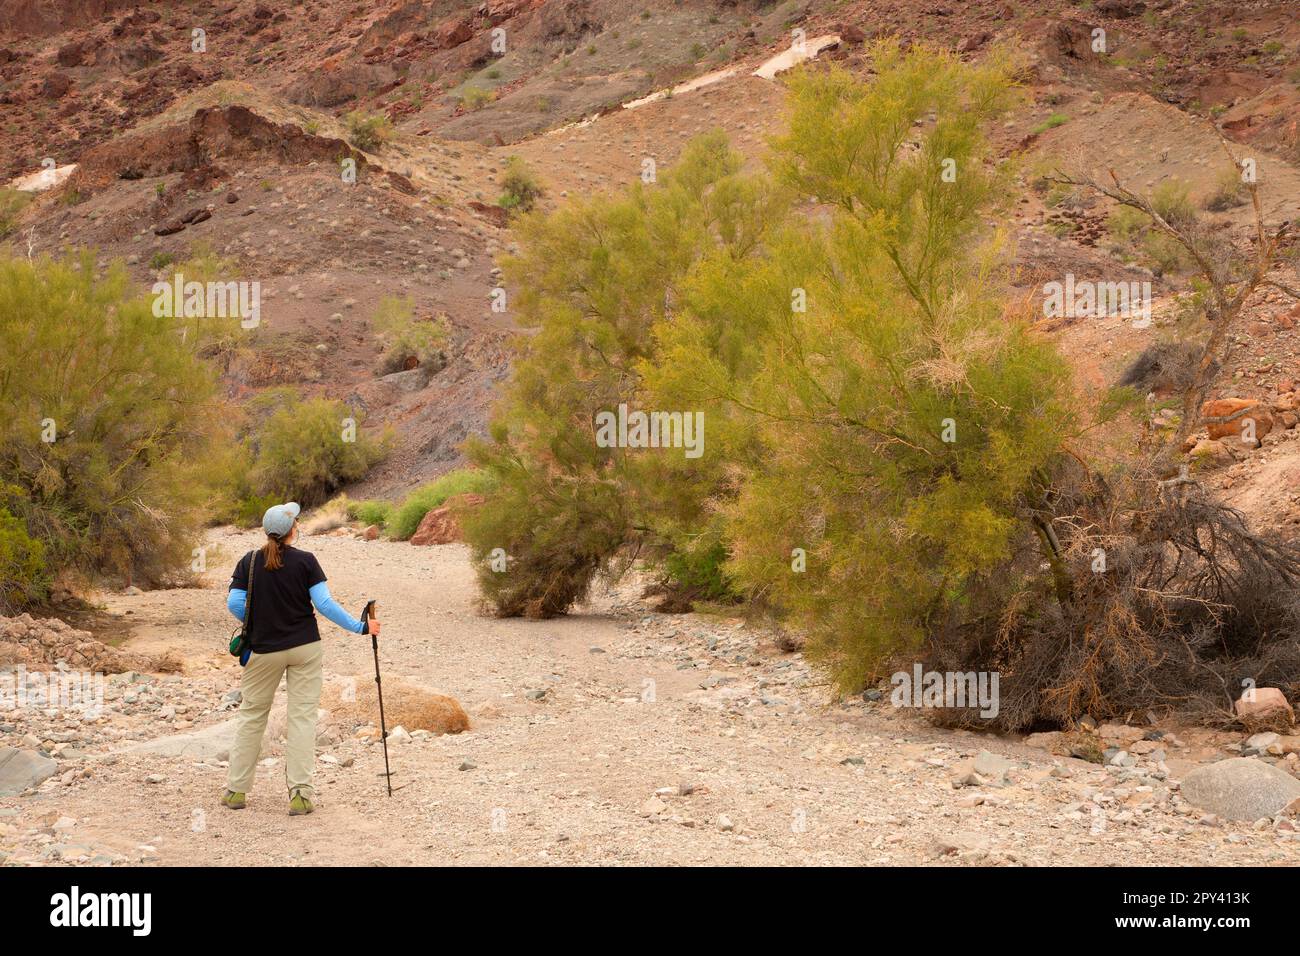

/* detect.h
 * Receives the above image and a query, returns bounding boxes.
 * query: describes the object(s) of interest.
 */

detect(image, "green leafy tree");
[464,131,789,615]
[235,389,391,511]
[0,253,230,590]
[467,43,1081,703]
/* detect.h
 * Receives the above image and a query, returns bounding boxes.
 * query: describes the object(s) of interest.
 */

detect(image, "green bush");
[371,296,447,375]
[0,187,33,240]
[389,468,496,541]
[460,87,494,111]
[233,389,391,511]
[348,499,393,527]
[1151,179,1196,226]
[1105,184,1195,274]
[0,253,229,589]
[345,111,393,152]
[0,504,49,612]
[498,156,544,213]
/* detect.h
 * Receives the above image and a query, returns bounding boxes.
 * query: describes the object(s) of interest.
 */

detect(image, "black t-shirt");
[230,546,326,653]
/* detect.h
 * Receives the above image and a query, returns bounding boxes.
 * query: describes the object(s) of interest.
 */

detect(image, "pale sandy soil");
[2,529,1299,867]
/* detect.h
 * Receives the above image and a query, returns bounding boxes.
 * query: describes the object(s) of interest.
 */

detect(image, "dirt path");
[3,529,1299,866]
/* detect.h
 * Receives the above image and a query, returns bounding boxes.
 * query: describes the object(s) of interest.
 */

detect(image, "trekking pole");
[361,600,393,797]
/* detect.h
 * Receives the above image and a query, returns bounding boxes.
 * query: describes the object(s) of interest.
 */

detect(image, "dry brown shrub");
[322,677,469,735]
[925,458,1300,731]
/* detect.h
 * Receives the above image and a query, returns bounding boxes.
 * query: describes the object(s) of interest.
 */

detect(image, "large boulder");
[118,717,238,759]
[1235,686,1295,731]
[1180,757,1300,821]
[409,493,485,546]
[0,747,57,796]
[1201,398,1272,444]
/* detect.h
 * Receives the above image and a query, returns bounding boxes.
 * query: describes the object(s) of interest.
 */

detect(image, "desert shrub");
[461,455,628,616]
[1116,340,1204,393]
[467,41,1060,648]
[1106,204,1148,244]
[301,495,351,535]
[348,499,393,528]
[1151,179,1196,227]
[389,468,496,541]
[460,87,494,111]
[1106,190,1194,274]
[238,389,391,509]
[926,465,1300,730]
[371,296,448,375]
[0,503,50,612]
[0,187,32,240]
[0,253,229,589]
[1031,112,1069,134]
[658,540,732,611]
[345,111,393,151]
[464,125,788,616]
[1202,168,1248,211]
[498,156,544,213]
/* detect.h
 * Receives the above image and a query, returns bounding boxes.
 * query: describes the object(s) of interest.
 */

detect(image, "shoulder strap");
[243,550,255,628]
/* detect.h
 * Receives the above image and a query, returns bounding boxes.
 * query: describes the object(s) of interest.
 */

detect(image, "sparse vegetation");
[0,254,229,596]
[0,187,33,239]
[460,86,494,111]
[497,156,544,213]
[388,468,496,541]
[1202,167,1249,211]
[370,296,448,375]
[1031,112,1069,135]
[345,110,393,151]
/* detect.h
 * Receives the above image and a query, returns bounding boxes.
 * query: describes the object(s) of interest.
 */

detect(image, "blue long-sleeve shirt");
[227,581,366,634]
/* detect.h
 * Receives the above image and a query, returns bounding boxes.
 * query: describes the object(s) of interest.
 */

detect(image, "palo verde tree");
[658,46,1079,692]
[0,252,231,597]
[463,131,790,616]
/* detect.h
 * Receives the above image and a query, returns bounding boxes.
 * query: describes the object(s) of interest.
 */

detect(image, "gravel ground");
[3,529,1299,867]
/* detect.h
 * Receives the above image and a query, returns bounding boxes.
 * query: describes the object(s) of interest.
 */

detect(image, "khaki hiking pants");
[226,641,324,798]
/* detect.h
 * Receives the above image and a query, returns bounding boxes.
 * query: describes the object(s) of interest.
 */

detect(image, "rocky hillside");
[2,0,1298,502]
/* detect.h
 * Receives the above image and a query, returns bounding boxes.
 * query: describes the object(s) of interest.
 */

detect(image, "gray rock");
[1181,758,1300,821]
[0,748,58,796]
[972,750,1015,780]
[117,717,238,759]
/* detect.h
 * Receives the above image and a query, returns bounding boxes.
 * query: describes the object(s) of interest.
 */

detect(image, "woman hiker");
[220,502,380,816]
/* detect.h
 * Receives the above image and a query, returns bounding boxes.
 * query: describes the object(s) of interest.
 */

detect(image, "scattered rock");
[0,748,57,796]
[1180,757,1300,821]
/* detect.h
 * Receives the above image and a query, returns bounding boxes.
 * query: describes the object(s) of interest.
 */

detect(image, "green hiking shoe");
[288,789,315,816]
[220,790,246,810]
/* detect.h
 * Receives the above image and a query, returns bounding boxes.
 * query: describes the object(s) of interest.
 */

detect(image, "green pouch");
[228,551,255,659]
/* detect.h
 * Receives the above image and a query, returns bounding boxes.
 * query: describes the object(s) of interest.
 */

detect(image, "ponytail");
[262,533,285,571]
